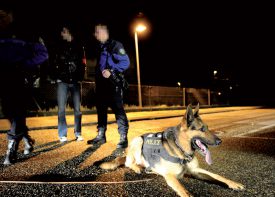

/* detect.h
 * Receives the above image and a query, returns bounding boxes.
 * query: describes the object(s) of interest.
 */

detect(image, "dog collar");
[164,127,194,162]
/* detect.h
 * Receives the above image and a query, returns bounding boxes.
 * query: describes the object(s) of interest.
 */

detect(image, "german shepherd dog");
[100,104,244,197]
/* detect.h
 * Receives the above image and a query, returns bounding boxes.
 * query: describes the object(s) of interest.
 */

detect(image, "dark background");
[2,1,275,105]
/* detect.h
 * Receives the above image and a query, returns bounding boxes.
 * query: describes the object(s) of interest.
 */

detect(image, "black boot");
[3,139,19,165]
[23,135,35,155]
[87,129,106,145]
[117,134,128,148]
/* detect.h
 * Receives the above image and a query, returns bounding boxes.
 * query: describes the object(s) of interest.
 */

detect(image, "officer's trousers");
[96,86,129,135]
[0,76,29,140]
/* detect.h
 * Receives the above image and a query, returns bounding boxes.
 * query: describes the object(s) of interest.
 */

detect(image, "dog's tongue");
[196,139,212,165]
[205,149,212,165]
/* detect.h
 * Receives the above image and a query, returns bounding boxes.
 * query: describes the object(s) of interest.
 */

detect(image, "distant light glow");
[218,92,222,95]
[213,70,218,75]
[177,82,181,87]
[229,86,233,90]
[135,24,147,32]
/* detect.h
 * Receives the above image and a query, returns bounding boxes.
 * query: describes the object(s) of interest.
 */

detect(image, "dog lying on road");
[100,104,245,197]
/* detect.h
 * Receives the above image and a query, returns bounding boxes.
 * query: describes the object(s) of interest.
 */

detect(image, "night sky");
[3,1,275,104]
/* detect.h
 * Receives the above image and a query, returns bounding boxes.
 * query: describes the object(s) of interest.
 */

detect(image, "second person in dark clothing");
[51,25,86,142]
[87,24,130,148]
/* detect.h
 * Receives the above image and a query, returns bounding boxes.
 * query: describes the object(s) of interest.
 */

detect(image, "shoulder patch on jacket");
[110,40,127,56]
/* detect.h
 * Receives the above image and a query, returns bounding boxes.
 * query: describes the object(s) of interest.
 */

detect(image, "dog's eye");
[200,127,206,132]
[191,126,196,130]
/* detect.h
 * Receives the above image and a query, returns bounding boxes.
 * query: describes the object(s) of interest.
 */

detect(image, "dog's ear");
[185,104,194,127]
[194,103,200,118]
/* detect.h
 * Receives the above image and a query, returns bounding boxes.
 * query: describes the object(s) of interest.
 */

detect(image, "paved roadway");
[0,106,274,196]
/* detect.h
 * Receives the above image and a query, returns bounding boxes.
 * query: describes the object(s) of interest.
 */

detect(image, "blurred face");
[0,10,13,30]
[94,25,109,43]
[61,27,72,42]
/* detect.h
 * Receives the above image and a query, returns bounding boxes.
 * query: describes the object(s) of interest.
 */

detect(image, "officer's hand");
[102,69,111,78]
[38,37,45,46]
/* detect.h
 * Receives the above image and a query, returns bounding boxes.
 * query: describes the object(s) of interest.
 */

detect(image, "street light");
[134,24,146,107]
[177,82,186,107]
[213,70,217,76]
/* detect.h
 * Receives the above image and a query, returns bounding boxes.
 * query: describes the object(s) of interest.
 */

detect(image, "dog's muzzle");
[191,135,222,165]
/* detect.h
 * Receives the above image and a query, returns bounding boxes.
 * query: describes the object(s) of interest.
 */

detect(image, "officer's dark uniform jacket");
[0,38,48,73]
[95,39,130,93]
[51,40,85,83]
[142,126,194,168]
[0,36,48,94]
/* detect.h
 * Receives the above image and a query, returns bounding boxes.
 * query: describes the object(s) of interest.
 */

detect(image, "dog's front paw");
[130,165,142,174]
[228,181,245,190]
[133,167,142,174]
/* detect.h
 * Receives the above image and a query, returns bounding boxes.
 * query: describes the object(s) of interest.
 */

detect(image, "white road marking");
[0,178,155,185]
[233,123,275,137]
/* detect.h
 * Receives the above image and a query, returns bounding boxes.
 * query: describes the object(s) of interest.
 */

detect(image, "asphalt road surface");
[0,107,274,196]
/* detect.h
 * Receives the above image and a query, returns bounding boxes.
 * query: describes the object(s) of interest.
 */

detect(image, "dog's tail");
[99,156,126,170]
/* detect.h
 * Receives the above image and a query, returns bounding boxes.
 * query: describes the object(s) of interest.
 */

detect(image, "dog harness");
[142,127,193,168]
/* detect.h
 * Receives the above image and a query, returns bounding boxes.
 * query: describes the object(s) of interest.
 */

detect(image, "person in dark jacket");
[87,24,130,148]
[51,25,86,142]
[0,9,48,165]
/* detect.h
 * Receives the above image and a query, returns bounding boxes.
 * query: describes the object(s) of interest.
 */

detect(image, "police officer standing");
[0,8,48,164]
[87,24,130,148]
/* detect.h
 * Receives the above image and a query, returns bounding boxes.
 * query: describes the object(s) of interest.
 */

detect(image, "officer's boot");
[117,134,128,148]
[23,135,35,155]
[3,139,19,165]
[87,129,106,145]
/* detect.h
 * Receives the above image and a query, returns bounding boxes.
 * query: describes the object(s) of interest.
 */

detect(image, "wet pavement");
[0,106,275,196]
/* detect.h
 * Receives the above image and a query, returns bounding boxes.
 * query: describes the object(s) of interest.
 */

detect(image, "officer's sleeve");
[24,43,49,68]
[107,42,130,72]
